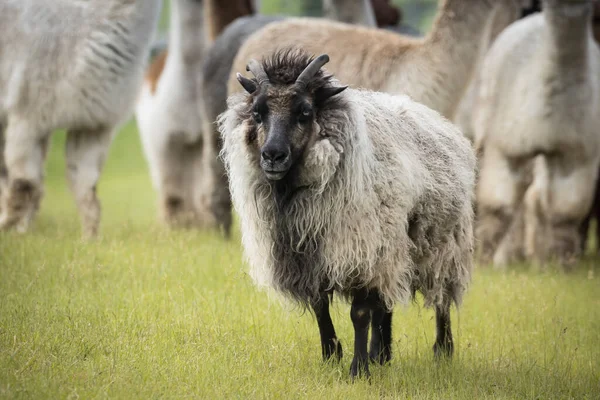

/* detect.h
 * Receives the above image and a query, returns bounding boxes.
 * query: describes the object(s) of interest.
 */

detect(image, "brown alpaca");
[229,0,524,120]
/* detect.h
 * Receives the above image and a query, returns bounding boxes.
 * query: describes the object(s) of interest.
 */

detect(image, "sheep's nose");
[261,148,289,163]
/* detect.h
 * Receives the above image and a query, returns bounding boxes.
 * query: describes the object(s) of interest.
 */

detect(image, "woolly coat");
[219,87,476,309]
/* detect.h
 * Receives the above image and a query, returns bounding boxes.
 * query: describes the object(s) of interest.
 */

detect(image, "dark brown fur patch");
[146,50,168,94]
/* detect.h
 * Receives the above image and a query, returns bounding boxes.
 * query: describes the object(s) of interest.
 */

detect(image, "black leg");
[369,307,392,365]
[433,303,454,359]
[349,289,373,379]
[311,294,342,362]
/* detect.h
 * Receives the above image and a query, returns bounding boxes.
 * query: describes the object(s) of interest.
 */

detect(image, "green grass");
[1,122,599,399]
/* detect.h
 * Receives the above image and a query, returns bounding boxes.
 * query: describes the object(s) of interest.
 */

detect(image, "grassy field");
[1,122,599,399]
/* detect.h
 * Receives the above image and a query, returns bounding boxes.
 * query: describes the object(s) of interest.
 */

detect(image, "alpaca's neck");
[98,0,162,57]
[204,0,254,42]
[323,0,376,27]
[168,0,206,67]
[544,1,592,70]
[421,0,515,117]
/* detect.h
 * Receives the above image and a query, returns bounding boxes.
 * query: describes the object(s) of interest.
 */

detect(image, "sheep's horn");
[246,59,270,86]
[295,54,330,89]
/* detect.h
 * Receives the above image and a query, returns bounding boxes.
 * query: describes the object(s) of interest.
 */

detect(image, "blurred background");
[157,0,438,34]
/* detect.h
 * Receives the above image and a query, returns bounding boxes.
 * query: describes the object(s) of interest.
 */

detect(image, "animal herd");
[0,0,598,380]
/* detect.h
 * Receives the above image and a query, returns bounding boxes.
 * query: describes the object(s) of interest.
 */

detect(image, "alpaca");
[220,50,475,378]
[229,0,524,120]
[0,0,161,237]
[204,0,254,41]
[136,0,253,234]
[323,0,376,27]
[474,0,600,267]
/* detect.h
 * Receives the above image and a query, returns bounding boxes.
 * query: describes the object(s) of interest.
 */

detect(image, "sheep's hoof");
[323,338,343,362]
[433,341,454,360]
[369,346,391,365]
[350,357,370,380]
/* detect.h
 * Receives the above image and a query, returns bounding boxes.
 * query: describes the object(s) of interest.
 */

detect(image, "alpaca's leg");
[310,294,342,362]
[0,124,6,214]
[369,302,392,365]
[542,155,598,266]
[433,301,453,358]
[196,121,232,236]
[0,121,47,232]
[158,132,205,228]
[477,147,530,266]
[16,135,50,233]
[579,213,591,255]
[206,136,232,237]
[65,128,114,238]
[349,288,375,379]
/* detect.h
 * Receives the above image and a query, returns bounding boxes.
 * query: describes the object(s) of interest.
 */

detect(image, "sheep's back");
[352,90,475,306]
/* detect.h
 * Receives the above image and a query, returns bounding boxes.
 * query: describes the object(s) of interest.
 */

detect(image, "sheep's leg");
[477,148,530,266]
[433,302,453,359]
[0,123,47,232]
[65,128,114,238]
[349,288,375,379]
[310,294,342,362]
[369,304,392,365]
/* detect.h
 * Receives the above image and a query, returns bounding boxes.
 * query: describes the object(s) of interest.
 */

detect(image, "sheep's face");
[237,53,347,182]
[249,88,318,181]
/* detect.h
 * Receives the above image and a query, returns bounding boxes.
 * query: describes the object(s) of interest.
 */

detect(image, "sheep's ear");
[315,86,347,104]
[237,73,257,94]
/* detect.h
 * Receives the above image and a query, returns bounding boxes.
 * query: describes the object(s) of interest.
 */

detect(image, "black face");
[251,89,316,181]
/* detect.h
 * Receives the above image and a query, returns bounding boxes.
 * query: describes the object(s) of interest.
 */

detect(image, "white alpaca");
[135,0,213,229]
[474,0,600,266]
[0,0,161,237]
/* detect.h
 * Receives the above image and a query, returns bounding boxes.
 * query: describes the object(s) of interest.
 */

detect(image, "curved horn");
[295,54,330,89]
[246,59,270,86]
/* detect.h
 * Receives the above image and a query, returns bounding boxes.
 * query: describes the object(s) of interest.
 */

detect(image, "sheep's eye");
[253,111,262,123]
[298,107,312,123]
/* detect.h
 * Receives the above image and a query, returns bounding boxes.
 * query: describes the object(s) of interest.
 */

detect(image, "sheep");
[0,0,161,237]
[199,0,385,233]
[199,0,517,239]
[219,49,476,378]
[473,0,600,267]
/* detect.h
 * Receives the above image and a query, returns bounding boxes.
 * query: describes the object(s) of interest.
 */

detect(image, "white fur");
[220,87,476,309]
[135,0,210,228]
[474,0,600,266]
[0,0,161,237]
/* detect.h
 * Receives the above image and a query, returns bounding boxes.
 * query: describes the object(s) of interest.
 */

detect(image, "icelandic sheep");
[199,0,385,232]
[201,0,518,239]
[219,50,476,378]
[474,0,600,267]
[0,0,161,237]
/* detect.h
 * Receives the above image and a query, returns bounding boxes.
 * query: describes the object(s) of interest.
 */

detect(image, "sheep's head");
[236,51,347,182]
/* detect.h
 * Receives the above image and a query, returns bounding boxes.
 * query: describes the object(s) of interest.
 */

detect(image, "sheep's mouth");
[263,168,289,181]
